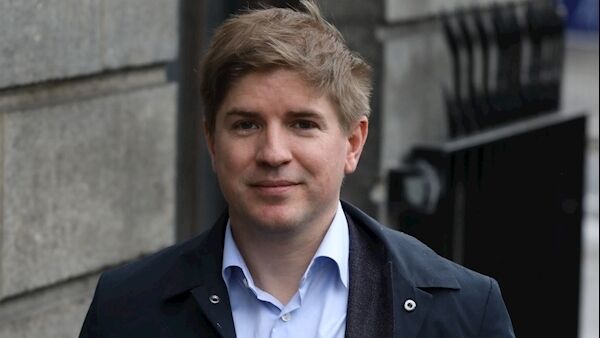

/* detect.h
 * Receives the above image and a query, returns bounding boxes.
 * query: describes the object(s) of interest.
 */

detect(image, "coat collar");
[341,200,461,290]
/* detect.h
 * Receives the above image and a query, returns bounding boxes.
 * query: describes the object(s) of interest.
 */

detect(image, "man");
[80,1,515,337]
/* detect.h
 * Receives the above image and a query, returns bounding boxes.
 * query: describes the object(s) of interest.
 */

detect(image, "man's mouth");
[249,180,300,195]
[251,180,298,188]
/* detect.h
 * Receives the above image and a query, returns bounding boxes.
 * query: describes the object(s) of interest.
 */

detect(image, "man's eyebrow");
[222,109,260,119]
[288,110,327,122]
[289,110,329,127]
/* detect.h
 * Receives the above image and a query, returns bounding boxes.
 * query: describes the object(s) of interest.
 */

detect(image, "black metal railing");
[441,0,566,137]
[388,2,586,336]
[388,113,586,337]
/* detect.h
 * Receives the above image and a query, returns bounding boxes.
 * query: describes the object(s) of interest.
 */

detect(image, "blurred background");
[0,0,597,337]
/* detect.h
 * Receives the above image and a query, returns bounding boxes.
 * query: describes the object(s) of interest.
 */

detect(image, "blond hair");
[200,0,372,134]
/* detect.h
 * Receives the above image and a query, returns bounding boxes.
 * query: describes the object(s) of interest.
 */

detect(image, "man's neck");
[229,206,338,305]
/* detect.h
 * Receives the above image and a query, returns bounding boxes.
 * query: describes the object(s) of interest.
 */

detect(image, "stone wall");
[0,1,178,336]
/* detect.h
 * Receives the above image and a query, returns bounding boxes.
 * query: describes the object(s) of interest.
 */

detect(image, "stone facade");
[0,1,178,336]
[2,84,176,298]
[0,0,177,88]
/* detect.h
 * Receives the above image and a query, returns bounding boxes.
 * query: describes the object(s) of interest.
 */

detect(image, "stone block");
[0,274,98,338]
[1,84,177,299]
[0,0,177,89]
[0,0,103,88]
[103,0,178,69]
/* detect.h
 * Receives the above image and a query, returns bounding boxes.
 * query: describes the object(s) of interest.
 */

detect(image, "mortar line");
[0,63,173,113]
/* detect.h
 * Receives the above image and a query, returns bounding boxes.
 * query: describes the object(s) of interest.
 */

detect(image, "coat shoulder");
[381,225,493,288]
[342,200,492,290]
[97,231,211,303]
[342,202,514,336]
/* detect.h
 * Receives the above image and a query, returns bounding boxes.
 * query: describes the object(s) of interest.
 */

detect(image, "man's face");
[206,69,367,236]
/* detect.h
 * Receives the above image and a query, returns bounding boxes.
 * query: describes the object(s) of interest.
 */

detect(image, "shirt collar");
[310,201,349,288]
[222,221,252,290]
[221,201,349,289]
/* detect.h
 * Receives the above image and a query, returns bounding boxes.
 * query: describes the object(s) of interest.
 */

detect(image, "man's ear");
[344,116,368,174]
[204,119,216,170]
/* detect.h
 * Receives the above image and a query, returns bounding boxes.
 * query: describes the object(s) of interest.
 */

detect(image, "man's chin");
[237,205,304,233]
[254,211,300,232]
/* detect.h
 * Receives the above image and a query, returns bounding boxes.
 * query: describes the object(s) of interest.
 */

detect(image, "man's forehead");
[218,70,332,110]
[226,69,321,95]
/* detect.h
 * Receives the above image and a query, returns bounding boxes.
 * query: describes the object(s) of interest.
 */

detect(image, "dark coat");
[80,201,515,338]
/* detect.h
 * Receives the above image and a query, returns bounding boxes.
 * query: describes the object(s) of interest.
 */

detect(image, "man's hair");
[200,0,372,135]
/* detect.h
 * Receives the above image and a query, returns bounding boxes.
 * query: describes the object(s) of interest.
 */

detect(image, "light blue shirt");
[222,202,349,338]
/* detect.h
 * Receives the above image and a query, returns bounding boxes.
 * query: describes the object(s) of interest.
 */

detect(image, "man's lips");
[250,180,299,188]
[248,180,300,195]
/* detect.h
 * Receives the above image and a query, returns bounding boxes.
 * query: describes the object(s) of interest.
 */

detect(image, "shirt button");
[242,277,249,288]
[281,313,291,322]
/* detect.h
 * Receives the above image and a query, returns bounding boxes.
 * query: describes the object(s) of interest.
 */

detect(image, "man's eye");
[233,121,258,130]
[292,120,318,129]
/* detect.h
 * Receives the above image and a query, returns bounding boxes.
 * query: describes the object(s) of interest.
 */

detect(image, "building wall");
[0,1,178,336]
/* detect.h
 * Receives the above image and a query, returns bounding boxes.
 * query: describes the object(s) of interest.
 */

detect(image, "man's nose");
[255,126,292,167]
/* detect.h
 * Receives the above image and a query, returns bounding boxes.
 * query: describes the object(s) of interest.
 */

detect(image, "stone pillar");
[0,1,178,336]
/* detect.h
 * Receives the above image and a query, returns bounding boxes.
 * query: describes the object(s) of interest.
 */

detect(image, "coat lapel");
[345,215,434,338]
[345,216,394,338]
[388,263,434,338]
[161,212,236,338]
[190,275,236,338]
